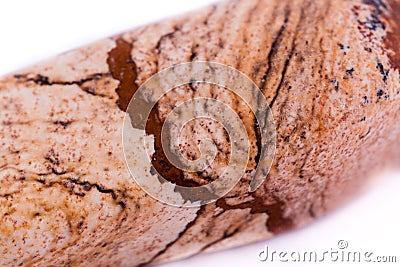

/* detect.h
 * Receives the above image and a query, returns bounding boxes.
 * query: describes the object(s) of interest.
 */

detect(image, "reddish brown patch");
[107,38,203,188]
[216,194,294,234]
[384,0,400,70]
[107,38,138,111]
[145,106,200,187]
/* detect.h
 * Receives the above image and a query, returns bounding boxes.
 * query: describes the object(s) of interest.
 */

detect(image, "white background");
[0,1,399,266]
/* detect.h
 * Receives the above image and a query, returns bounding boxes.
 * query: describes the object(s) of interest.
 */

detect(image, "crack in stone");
[259,9,291,95]
[138,206,206,266]
[38,177,126,209]
[13,72,110,98]
[0,164,125,209]
[52,120,73,129]
[269,36,297,109]
[198,221,244,253]
[0,191,20,198]
[253,7,291,178]
[274,4,305,131]
[152,26,182,73]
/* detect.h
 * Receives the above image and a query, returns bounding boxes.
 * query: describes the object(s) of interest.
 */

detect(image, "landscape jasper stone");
[0,0,399,266]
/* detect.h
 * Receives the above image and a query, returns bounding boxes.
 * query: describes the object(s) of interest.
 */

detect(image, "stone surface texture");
[0,0,399,266]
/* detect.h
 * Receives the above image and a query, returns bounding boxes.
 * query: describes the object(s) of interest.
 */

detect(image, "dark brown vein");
[138,206,206,266]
